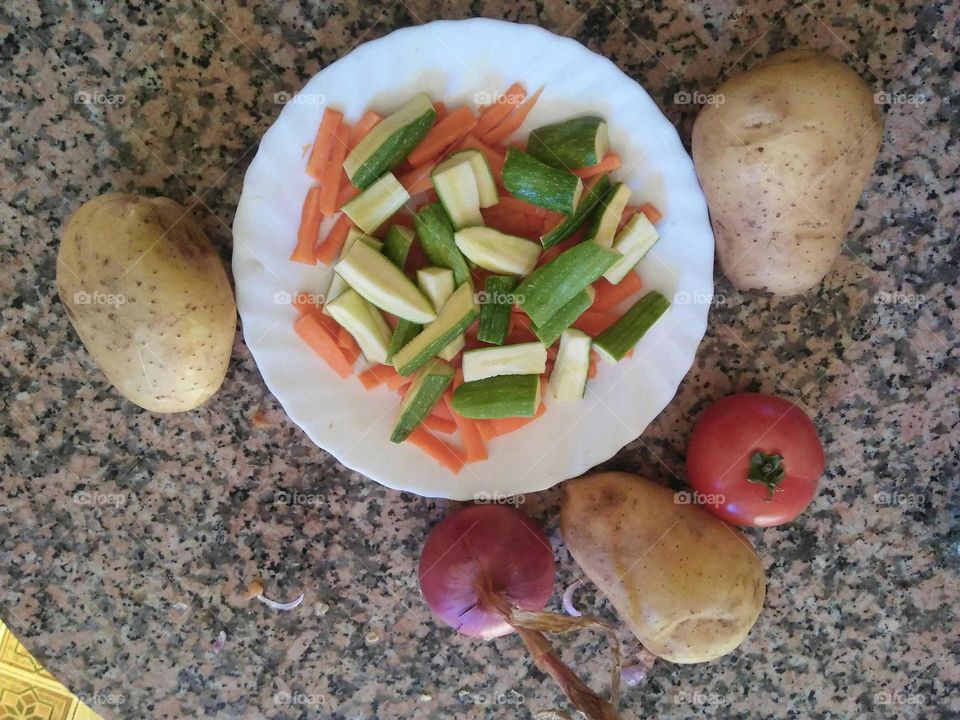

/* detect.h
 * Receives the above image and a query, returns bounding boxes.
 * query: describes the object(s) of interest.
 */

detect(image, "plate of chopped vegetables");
[232,18,714,500]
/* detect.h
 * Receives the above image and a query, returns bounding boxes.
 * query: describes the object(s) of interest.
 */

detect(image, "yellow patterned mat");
[0,619,100,720]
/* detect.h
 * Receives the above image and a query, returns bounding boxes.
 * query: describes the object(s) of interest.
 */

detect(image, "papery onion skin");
[418,504,555,639]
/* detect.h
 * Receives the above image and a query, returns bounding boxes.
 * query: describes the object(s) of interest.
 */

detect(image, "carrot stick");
[619,205,638,230]
[482,87,543,145]
[357,364,397,390]
[474,419,498,443]
[639,202,662,224]
[431,399,454,421]
[433,101,448,119]
[337,182,360,209]
[473,82,526,137]
[592,272,644,312]
[496,195,547,217]
[318,122,350,215]
[348,111,382,149]
[336,325,358,352]
[291,186,323,264]
[306,108,343,181]
[457,134,506,181]
[587,355,598,379]
[490,402,547,436]
[573,152,621,178]
[573,310,620,336]
[406,427,465,474]
[398,160,438,195]
[424,415,457,434]
[481,207,529,237]
[385,372,413,391]
[314,213,352,266]
[407,106,479,166]
[294,314,354,378]
[444,394,488,463]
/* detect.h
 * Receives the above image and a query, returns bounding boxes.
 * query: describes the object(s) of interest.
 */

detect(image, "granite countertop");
[2,1,958,718]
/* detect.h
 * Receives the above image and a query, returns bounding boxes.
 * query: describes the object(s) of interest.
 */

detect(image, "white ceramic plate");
[232,18,713,500]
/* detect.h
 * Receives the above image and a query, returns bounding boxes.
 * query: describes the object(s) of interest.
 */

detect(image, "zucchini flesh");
[388,319,422,362]
[540,174,611,250]
[585,183,631,249]
[323,231,382,313]
[431,155,483,229]
[437,333,466,361]
[447,150,498,207]
[334,239,436,323]
[454,226,541,276]
[344,94,436,189]
[527,116,609,170]
[516,242,618,326]
[477,275,516,345]
[451,375,541,419]
[593,291,670,362]
[532,286,595,347]
[392,282,479,375]
[390,358,454,442]
[502,148,583,215]
[549,329,592,401]
[461,342,548,382]
[603,212,660,284]
[417,266,455,311]
[341,172,410,234]
[382,224,415,269]
[413,203,471,286]
[326,289,392,364]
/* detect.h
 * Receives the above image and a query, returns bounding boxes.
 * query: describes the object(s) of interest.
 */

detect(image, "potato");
[560,472,765,663]
[57,193,236,412]
[692,49,882,294]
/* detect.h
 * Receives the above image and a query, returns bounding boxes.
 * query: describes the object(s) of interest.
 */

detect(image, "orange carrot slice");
[639,202,662,224]
[294,314,354,378]
[306,108,343,181]
[457,134,506,181]
[314,213,352,266]
[573,152,621,178]
[407,106,478,166]
[358,365,396,390]
[496,195,547,218]
[443,394,488,463]
[573,310,620,336]
[474,419,498,443]
[424,415,457,434]
[481,207,529,237]
[318,122,350,215]
[592,272,644,312]
[336,324,358,352]
[587,355,598,378]
[291,186,323,264]
[406,427,465,474]
[473,83,526,137]
[398,160,438,195]
[433,101,448,119]
[385,371,413,391]
[348,111,382,149]
[619,205,638,230]
[490,402,547,436]
[481,87,543,145]
[337,181,360,209]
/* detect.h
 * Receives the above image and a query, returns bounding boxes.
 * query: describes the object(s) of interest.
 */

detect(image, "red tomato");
[686,393,825,527]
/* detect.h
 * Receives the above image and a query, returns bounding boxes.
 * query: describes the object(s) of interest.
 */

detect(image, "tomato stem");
[748,452,785,499]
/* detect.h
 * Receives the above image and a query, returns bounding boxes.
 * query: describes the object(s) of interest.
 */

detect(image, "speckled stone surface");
[1,2,958,719]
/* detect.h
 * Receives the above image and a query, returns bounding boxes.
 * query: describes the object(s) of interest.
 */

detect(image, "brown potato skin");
[692,49,882,294]
[57,193,236,412]
[560,472,765,664]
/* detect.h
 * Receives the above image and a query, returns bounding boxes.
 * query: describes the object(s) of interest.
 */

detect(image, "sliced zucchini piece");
[532,286,595,347]
[516,242,618,326]
[549,329,592,401]
[388,319,422,362]
[343,93,436,189]
[431,155,483,229]
[593,291,670,363]
[413,202,471,286]
[602,212,660,284]
[392,282,479,375]
[323,231,383,312]
[451,375,541,419]
[502,148,583,215]
[461,342,548,382]
[477,275,517,345]
[527,116,609,170]
[446,150,498,207]
[454,226,541,276]
[585,182,631,249]
[334,239,436,323]
[540,174,611,250]
[417,266,456,311]
[382,224,415,269]
[390,358,454,443]
[325,289,392,364]
[436,333,466,362]
[341,172,410,235]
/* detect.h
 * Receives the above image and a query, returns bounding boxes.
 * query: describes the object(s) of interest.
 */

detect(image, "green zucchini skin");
[413,203,471,286]
[390,359,454,442]
[451,375,541,419]
[477,275,517,345]
[387,319,422,361]
[540,174,611,250]
[527,116,608,169]
[516,242,618,326]
[351,109,436,190]
[392,283,479,375]
[593,291,670,361]
[532,288,594,347]
[382,225,415,269]
[502,149,583,215]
